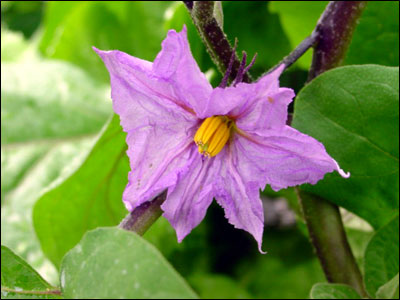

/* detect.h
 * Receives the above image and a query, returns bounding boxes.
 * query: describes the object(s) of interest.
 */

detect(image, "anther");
[194,116,234,157]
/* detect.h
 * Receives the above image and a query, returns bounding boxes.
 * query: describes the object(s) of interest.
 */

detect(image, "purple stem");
[188,1,252,83]
[266,31,319,75]
[183,1,193,10]
[119,191,167,235]
[308,1,367,80]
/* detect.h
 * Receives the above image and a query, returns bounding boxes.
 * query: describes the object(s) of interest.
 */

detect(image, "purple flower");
[94,26,349,252]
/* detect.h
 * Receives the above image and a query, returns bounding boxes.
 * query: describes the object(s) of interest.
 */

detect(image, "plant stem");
[119,191,167,235]
[296,190,368,297]
[308,1,367,80]
[187,1,252,83]
[267,31,319,74]
[297,1,368,298]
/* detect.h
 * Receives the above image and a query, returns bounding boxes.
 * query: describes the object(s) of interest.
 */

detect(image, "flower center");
[194,116,234,157]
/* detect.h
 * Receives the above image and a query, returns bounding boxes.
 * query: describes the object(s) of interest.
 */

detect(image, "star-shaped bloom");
[94,26,349,252]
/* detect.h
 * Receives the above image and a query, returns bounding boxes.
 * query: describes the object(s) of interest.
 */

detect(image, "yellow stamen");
[194,116,234,157]
[194,116,214,143]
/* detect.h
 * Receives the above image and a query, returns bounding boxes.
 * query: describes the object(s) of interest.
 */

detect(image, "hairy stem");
[308,1,367,80]
[187,1,252,82]
[119,191,167,235]
[297,1,368,298]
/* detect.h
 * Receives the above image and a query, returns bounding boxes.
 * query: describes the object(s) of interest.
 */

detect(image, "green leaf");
[364,215,399,297]
[269,1,328,69]
[33,115,129,268]
[1,246,62,299]
[292,65,399,229]
[39,2,170,82]
[376,273,399,299]
[310,283,361,299]
[1,139,93,285]
[60,227,197,299]
[346,1,399,67]
[2,51,111,283]
[2,60,111,144]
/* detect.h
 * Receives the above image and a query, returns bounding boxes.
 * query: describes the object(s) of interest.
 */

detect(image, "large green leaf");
[2,60,110,144]
[1,139,93,285]
[345,1,399,67]
[33,115,129,268]
[60,227,197,299]
[310,283,361,299]
[1,43,111,283]
[1,246,62,299]
[292,65,399,229]
[38,1,170,82]
[364,215,399,297]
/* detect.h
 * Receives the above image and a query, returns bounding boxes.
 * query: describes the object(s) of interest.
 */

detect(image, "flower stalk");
[119,191,167,235]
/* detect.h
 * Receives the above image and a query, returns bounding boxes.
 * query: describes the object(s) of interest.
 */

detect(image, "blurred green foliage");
[1,1,398,299]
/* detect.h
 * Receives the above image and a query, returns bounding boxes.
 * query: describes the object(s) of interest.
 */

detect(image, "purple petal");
[161,147,220,242]
[153,26,213,116]
[94,47,201,210]
[214,147,265,253]
[123,125,197,211]
[94,48,197,130]
[234,64,294,132]
[202,65,294,129]
[235,87,295,134]
[235,125,350,192]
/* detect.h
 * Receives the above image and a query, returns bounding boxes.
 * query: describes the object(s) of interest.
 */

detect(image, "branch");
[119,191,167,235]
[308,1,367,80]
[186,1,252,83]
[296,1,368,298]
[267,31,319,74]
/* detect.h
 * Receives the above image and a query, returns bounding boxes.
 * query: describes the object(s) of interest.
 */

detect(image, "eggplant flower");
[94,26,349,252]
